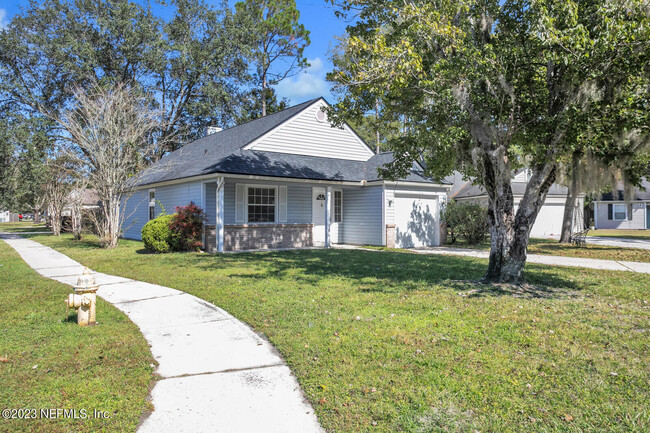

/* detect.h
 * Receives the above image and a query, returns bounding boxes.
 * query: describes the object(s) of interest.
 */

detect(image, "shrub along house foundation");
[123,98,450,252]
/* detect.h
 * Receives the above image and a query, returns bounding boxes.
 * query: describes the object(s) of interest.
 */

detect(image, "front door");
[312,187,326,246]
[647,204,650,229]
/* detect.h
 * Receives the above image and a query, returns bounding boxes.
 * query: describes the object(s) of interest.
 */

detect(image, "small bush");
[141,214,175,253]
[442,201,489,244]
[169,202,205,251]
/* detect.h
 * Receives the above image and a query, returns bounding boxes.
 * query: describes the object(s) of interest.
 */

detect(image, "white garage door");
[529,203,564,238]
[394,195,439,248]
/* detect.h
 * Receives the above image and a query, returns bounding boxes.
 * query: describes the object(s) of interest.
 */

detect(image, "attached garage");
[393,194,440,248]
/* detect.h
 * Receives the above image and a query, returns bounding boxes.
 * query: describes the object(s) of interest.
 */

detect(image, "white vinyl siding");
[341,186,383,245]
[279,186,288,222]
[595,201,647,229]
[122,190,149,240]
[205,182,217,225]
[153,181,203,217]
[245,100,374,161]
[121,182,203,240]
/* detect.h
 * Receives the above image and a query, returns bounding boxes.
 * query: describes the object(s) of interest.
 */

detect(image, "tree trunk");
[71,204,83,240]
[99,196,121,248]
[49,204,62,236]
[559,151,581,243]
[261,76,267,117]
[481,148,557,283]
[34,211,40,224]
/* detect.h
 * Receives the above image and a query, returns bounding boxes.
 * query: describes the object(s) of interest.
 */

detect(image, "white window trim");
[613,203,627,221]
[332,189,343,223]
[148,188,156,220]
[245,184,278,224]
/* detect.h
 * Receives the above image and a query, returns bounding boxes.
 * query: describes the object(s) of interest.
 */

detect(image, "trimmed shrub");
[442,201,489,244]
[141,214,175,253]
[169,202,205,251]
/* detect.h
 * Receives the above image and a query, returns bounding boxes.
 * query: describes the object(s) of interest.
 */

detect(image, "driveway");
[587,236,650,250]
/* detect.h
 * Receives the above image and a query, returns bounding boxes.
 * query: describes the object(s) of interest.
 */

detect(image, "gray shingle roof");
[135,100,444,187]
[455,180,569,199]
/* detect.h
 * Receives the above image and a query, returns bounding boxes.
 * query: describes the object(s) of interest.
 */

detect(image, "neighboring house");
[592,178,650,230]
[123,98,450,252]
[62,189,102,217]
[451,170,583,238]
[0,211,20,223]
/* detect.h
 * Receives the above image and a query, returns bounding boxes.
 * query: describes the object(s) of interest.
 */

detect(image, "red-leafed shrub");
[169,202,205,251]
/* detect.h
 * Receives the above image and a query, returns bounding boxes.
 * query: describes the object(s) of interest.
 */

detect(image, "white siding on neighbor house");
[122,190,149,240]
[245,100,375,161]
[223,178,312,225]
[341,186,383,245]
[455,195,579,238]
[519,200,565,238]
[595,201,647,229]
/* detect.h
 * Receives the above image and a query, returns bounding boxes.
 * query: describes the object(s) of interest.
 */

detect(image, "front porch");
[201,176,386,253]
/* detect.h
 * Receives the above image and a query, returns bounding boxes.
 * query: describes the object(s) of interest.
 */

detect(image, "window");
[613,203,627,220]
[148,189,155,220]
[247,187,276,222]
[333,190,342,222]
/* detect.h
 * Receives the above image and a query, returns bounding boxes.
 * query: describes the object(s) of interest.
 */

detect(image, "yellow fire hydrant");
[65,268,98,326]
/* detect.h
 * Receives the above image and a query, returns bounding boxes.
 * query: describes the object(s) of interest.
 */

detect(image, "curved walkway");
[1,234,323,433]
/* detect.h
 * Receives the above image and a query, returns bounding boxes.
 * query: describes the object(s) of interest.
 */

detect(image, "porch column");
[216,177,225,253]
[325,186,332,248]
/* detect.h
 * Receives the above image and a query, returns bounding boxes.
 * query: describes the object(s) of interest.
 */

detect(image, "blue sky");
[0,0,348,104]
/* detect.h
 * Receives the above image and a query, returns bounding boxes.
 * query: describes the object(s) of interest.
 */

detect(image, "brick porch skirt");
[204,224,314,252]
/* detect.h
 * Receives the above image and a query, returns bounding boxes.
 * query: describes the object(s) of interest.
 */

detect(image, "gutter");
[135,173,451,191]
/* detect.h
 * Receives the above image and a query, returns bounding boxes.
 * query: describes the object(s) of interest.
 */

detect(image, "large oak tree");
[328,0,650,283]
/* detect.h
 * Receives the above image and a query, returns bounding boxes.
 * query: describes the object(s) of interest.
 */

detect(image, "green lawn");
[28,234,650,433]
[439,238,650,263]
[0,240,155,433]
[0,222,50,233]
[588,229,650,240]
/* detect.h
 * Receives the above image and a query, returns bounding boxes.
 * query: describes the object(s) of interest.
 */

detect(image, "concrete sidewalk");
[1,234,323,433]
[410,246,650,274]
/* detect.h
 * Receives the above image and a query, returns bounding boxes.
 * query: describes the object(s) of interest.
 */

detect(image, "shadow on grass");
[445,279,579,299]
[36,234,583,298]
[191,249,582,297]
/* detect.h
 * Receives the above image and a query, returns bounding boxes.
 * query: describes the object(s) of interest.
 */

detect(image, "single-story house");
[451,170,583,238]
[62,189,102,217]
[123,98,450,252]
[592,178,650,230]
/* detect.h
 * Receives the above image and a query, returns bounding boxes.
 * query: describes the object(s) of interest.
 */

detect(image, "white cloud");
[0,9,7,29]
[274,57,331,102]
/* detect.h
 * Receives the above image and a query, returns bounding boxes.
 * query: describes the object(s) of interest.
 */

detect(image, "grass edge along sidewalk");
[0,239,155,433]
[28,233,650,433]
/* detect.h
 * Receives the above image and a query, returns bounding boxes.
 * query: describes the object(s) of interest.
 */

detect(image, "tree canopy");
[234,0,310,116]
[329,0,650,282]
